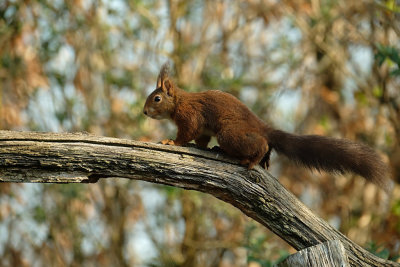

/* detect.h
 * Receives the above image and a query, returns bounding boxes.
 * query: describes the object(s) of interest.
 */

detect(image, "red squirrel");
[143,63,392,192]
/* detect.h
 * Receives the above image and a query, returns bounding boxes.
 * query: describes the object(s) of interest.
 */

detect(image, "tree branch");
[0,130,396,266]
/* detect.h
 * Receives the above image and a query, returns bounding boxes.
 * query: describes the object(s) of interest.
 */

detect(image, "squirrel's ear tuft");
[157,62,174,96]
[156,62,170,88]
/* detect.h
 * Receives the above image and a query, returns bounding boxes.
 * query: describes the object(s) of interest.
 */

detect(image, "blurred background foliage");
[0,0,400,266]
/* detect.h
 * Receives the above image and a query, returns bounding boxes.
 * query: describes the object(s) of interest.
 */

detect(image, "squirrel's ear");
[156,74,161,88]
[157,62,170,89]
[163,79,174,97]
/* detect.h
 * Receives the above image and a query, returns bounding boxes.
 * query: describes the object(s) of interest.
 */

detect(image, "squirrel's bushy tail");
[267,129,392,193]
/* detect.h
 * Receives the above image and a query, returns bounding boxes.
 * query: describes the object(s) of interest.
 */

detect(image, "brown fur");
[143,64,392,192]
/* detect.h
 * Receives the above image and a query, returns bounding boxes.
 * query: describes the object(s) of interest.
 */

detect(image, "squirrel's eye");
[154,96,161,102]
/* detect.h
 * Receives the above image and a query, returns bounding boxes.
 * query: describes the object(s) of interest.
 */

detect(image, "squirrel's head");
[143,63,176,120]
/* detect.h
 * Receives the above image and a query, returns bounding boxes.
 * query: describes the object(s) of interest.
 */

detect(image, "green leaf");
[372,86,383,98]
[375,44,400,76]
[33,206,47,223]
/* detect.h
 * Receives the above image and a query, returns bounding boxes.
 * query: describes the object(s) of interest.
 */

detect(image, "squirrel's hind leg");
[217,129,268,169]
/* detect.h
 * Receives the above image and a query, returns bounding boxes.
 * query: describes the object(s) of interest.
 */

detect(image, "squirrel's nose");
[143,109,148,115]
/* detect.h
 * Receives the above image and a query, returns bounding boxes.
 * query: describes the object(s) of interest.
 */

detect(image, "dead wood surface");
[0,130,397,267]
[278,240,350,267]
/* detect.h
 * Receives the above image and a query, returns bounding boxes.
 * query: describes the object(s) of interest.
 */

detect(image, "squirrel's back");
[175,89,265,132]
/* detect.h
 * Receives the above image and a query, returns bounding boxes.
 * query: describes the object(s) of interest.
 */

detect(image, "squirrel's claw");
[259,149,272,169]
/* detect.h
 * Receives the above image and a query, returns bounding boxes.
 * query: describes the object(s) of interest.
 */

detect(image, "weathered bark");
[278,240,350,267]
[0,130,397,266]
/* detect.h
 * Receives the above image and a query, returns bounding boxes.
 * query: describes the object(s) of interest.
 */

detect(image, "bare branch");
[0,131,396,266]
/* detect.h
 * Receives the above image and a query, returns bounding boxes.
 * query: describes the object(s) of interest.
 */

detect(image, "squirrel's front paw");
[161,139,175,145]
